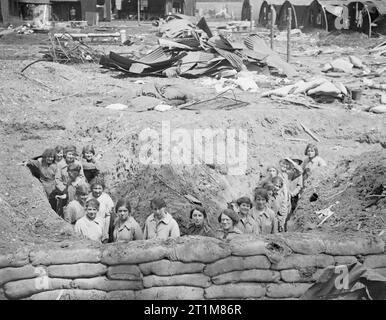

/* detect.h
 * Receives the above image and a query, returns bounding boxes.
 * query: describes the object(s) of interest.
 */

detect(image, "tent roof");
[18,0,51,4]
[286,0,314,6]
[365,0,386,14]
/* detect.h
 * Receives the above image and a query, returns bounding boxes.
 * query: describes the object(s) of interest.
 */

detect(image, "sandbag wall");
[0,233,385,300]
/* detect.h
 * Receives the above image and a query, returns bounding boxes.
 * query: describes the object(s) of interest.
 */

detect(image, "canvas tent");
[276,0,314,29]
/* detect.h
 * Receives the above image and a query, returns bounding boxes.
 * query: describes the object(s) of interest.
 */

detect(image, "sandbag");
[0,265,41,286]
[324,237,384,255]
[0,251,29,268]
[136,286,204,300]
[204,283,266,299]
[307,81,341,97]
[266,283,312,298]
[261,84,296,97]
[167,236,231,263]
[72,277,143,291]
[375,268,386,277]
[28,289,107,300]
[293,78,327,95]
[271,254,334,270]
[139,260,205,276]
[212,269,280,285]
[349,56,364,69]
[334,256,358,265]
[329,58,353,73]
[363,255,386,268]
[204,255,270,277]
[0,288,7,300]
[143,274,211,288]
[272,233,326,255]
[106,290,136,300]
[370,105,386,114]
[230,237,268,256]
[280,269,324,282]
[30,248,101,266]
[102,240,169,265]
[107,265,142,280]
[4,277,72,300]
[47,263,107,278]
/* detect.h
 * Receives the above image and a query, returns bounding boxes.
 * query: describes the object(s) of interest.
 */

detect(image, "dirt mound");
[291,151,386,238]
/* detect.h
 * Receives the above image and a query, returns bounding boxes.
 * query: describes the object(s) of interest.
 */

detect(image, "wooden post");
[270,5,274,49]
[250,5,253,32]
[105,0,111,22]
[287,7,291,63]
[137,0,141,25]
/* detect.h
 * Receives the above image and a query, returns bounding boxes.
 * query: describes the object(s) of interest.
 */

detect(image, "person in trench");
[112,198,143,242]
[185,206,215,237]
[81,145,100,183]
[143,197,180,240]
[216,209,242,240]
[251,188,277,235]
[270,176,290,232]
[302,143,327,182]
[74,198,104,242]
[235,196,259,234]
[63,183,89,225]
[87,177,114,244]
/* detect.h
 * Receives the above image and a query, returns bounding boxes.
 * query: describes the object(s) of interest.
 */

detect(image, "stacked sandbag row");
[0,234,384,300]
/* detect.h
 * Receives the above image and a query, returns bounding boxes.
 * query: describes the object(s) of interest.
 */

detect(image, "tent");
[277,0,314,29]
[365,0,386,34]
[347,1,372,36]
[257,0,284,27]
[303,0,349,31]
[241,0,264,21]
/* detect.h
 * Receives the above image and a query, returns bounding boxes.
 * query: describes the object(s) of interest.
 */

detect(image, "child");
[251,188,277,235]
[74,199,104,242]
[113,198,143,242]
[63,183,89,224]
[81,145,100,183]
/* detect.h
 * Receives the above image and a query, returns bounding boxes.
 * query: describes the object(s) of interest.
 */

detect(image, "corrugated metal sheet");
[138,47,170,64]
[213,47,245,71]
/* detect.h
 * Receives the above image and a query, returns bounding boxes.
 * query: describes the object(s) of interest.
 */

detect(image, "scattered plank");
[300,122,320,142]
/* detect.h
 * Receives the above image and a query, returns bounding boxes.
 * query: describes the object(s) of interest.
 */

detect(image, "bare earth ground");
[0,22,385,254]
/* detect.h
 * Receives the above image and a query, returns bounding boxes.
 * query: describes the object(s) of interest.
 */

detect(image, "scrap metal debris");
[99,17,297,78]
[42,33,102,64]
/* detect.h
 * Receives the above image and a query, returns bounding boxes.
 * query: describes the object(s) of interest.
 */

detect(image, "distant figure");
[75,199,104,242]
[216,209,242,240]
[143,197,180,240]
[70,7,76,21]
[302,144,327,181]
[185,206,215,237]
[113,198,143,242]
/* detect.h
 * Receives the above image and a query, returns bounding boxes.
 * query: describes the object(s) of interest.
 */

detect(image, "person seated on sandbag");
[185,206,215,237]
[302,143,327,182]
[75,198,104,242]
[81,145,100,183]
[63,183,89,225]
[112,198,143,242]
[251,188,277,235]
[54,145,64,164]
[143,197,180,240]
[23,148,57,200]
[216,209,242,240]
[270,176,290,233]
[87,177,114,243]
[235,196,259,234]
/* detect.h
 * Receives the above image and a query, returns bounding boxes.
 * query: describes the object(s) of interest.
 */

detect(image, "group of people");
[23,143,327,243]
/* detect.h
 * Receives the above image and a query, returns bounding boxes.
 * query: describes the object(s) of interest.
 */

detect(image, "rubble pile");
[99,17,296,78]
